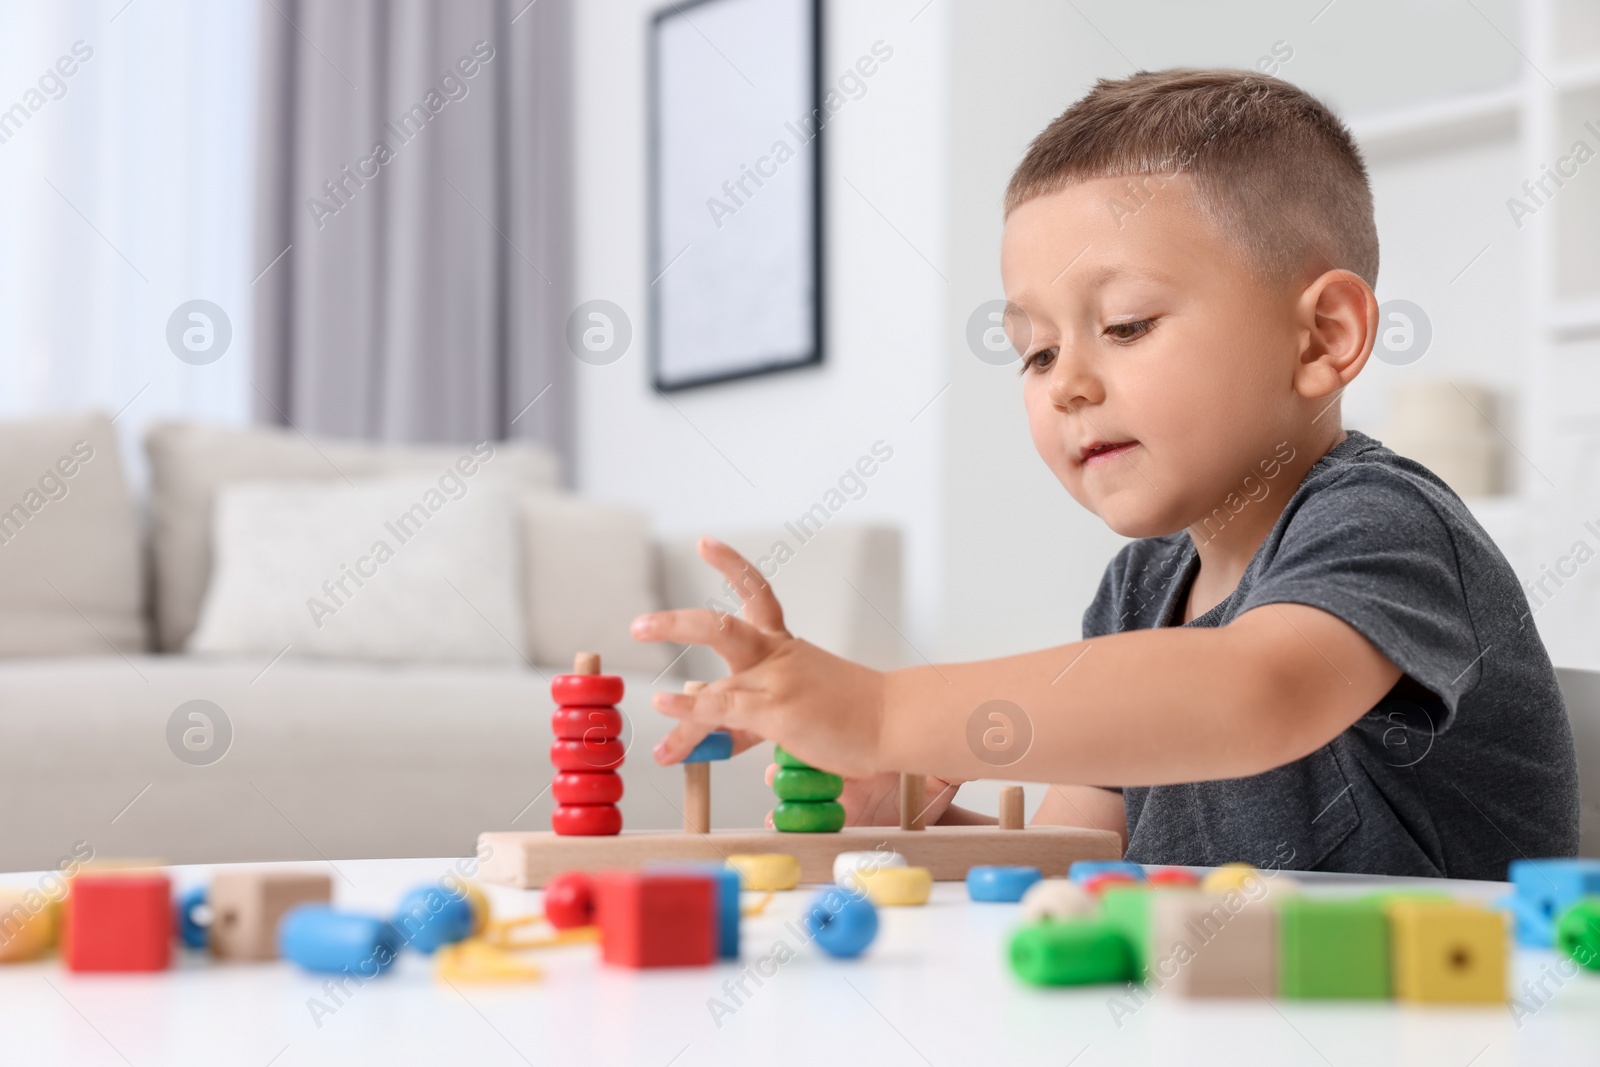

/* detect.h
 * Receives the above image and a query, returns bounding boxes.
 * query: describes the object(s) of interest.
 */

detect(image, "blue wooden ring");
[682,731,734,763]
[967,865,1043,902]
[175,885,209,949]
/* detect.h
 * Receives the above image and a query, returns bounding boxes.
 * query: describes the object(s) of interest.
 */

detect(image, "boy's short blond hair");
[1006,68,1378,292]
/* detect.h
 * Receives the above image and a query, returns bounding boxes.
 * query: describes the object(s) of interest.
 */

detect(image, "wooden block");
[210,870,333,960]
[1387,901,1506,1004]
[683,763,711,834]
[999,786,1025,830]
[63,872,171,972]
[1149,892,1276,997]
[477,824,1122,888]
[899,774,925,831]
[1280,897,1390,999]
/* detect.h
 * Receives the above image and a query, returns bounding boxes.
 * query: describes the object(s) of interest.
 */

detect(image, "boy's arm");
[636,538,1401,789]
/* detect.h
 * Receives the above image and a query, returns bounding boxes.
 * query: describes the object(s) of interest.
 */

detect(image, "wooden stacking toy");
[478,676,1121,887]
[549,652,626,837]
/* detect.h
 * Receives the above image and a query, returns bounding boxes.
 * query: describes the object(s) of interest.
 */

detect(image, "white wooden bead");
[1020,878,1096,922]
[833,850,906,890]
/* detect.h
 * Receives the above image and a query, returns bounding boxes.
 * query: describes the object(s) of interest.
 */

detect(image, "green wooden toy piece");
[1009,918,1134,986]
[773,767,844,802]
[773,800,845,833]
[1097,886,1155,976]
[773,745,814,770]
[1556,897,1600,972]
[1279,897,1391,999]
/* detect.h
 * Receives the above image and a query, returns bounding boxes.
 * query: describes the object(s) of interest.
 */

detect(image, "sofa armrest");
[654,523,904,681]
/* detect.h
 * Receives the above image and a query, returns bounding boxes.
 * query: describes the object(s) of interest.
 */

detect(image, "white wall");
[572,0,950,656]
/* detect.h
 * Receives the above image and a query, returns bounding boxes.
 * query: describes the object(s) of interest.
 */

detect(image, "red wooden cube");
[593,871,715,968]
[63,872,173,972]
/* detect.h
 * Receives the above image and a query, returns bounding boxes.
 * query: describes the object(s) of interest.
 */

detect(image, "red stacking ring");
[550,674,624,707]
[1082,872,1140,895]
[550,738,625,772]
[552,804,622,836]
[552,770,623,806]
[551,705,624,741]
[1147,867,1199,888]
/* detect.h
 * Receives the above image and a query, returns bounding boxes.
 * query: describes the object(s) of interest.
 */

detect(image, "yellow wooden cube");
[1386,901,1506,1004]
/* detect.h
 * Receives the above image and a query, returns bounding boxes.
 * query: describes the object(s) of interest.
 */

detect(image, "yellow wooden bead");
[860,865,933,906]
[1199,864,1298,899]
[0,893,58,963]
[726,853,801,892]
[457,881,490,936]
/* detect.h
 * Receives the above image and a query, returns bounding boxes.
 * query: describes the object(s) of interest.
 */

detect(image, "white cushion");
[146,422,560,652]
[0,412,146,657]
[520,491,672,676]
[188,475,526,665]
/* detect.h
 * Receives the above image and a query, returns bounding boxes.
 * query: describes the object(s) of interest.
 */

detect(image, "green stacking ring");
[1556,898,1600,972]
[773,745,815,770]
[1008,919,1134,986]
[773,768,844,802]
[773,800,845,833]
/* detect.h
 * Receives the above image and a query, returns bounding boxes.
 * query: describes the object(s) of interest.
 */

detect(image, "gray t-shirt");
[1081,430,1579,880]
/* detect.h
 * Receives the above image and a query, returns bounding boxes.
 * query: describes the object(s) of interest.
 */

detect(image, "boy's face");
[1001,174,1308,540]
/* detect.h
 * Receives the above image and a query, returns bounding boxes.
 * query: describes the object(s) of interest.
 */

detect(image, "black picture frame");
[648,0,824,392]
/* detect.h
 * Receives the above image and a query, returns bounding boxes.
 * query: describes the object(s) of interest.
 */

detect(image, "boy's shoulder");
[1085,430,1502,638]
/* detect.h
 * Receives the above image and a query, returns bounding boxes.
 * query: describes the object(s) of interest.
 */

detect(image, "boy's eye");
[1019,347,1057,374]
[1105,318,1155,343]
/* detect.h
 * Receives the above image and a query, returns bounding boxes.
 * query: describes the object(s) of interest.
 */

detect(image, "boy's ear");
[1293,268,1377,401]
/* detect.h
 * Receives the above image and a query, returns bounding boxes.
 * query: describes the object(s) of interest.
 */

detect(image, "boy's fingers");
[763,762,777,788]
[631,608,773,670]
[697,536,789,636]
[650,680,764,733]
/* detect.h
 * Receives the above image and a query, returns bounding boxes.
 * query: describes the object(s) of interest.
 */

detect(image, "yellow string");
[741,891,775,917]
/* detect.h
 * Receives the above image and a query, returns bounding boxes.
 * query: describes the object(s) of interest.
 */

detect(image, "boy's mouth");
[1079,440,1139,466]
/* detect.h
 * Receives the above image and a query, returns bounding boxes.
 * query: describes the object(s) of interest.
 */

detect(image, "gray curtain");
[252,0,572,472]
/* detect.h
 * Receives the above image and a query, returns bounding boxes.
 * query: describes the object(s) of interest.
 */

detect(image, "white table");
[2,858,1598,1066]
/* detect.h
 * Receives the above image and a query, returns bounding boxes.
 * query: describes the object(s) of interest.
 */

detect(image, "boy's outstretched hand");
[633,535,887,780]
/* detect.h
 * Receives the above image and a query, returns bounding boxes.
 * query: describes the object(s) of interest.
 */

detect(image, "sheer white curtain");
[0,0,259,484]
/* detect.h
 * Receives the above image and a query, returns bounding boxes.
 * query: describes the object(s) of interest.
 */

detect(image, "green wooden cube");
[1279,898,1390,999]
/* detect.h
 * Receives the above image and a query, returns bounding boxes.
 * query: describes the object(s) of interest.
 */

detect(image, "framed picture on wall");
[649,0,823,391]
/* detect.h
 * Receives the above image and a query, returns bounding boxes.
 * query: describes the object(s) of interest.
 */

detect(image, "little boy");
[633,68,1579,880]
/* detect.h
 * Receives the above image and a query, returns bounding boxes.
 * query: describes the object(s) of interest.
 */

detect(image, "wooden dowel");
[573,651,600,675]
[682,681,710,834]
[899,773,926,831]
[999,785,1025,830]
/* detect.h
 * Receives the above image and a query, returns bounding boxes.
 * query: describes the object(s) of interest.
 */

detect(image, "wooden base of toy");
[477,825,1121,889]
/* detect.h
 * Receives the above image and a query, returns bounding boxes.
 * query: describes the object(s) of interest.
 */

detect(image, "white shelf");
[1551,298,1600,340]
[1347,84,1521,162]
[1554,55,1600,91]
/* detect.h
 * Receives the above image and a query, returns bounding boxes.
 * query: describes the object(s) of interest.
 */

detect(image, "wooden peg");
[573,651,600,675]
[999,785,1025,830]
[899,773,926,831]
[682,681,710,834]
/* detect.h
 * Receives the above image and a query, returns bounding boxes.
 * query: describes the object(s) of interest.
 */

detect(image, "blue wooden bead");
[1068,860,1146,885]
[279,906,403,976]
[967,865,1043,903]
[1509,859,1600,946]
[392,885,476,954]
[804,886,878,958]
[682,731,734,763]
[646,861,742,959]
[175,886,208,949]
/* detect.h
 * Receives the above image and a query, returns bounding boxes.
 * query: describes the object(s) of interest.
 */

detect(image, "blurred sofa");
[0,413,903,873]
